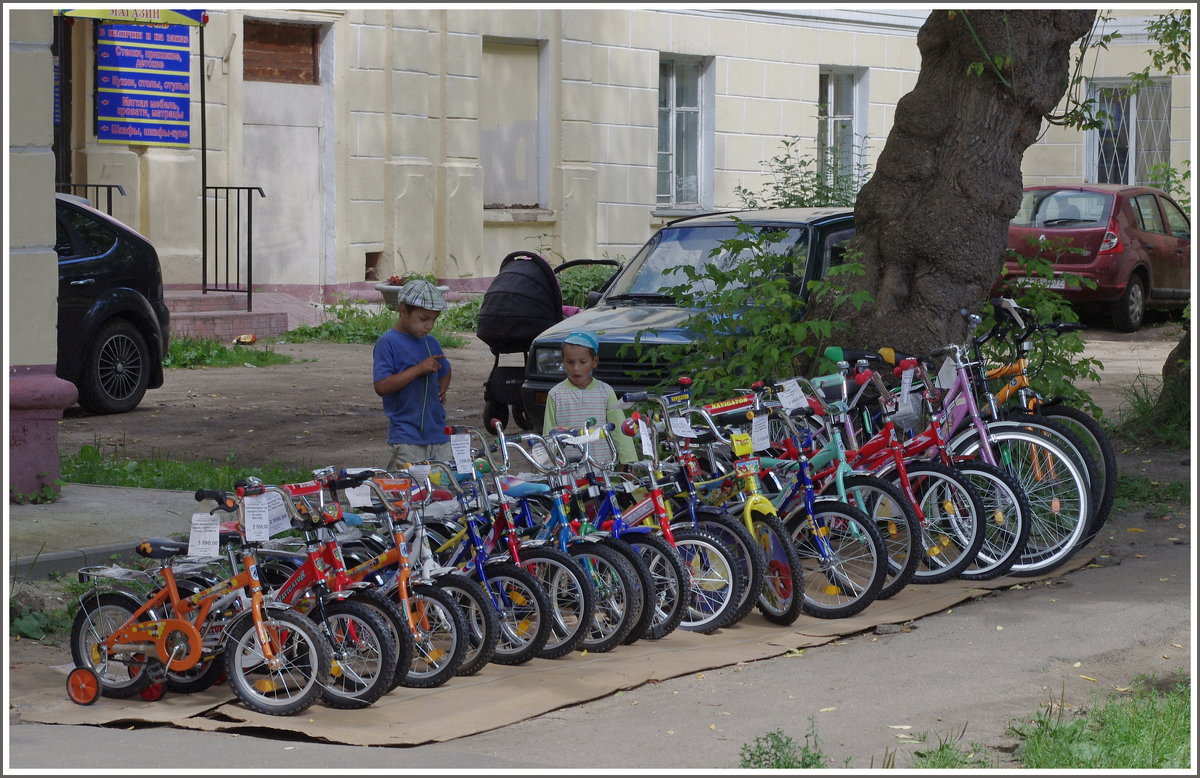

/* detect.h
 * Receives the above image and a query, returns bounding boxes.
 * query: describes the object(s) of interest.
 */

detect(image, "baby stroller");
[476,250,619,430]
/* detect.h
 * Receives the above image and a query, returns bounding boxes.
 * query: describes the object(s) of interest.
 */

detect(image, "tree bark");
[1158,327,1190,409]
[808,10,1096,356]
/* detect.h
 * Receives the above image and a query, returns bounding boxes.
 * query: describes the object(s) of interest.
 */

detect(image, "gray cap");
[396,279,447,311]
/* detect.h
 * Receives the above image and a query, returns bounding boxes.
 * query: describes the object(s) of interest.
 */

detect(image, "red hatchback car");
[997,184,1191,331]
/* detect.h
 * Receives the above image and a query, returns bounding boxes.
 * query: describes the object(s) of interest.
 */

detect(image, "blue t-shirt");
[372,328,451,445]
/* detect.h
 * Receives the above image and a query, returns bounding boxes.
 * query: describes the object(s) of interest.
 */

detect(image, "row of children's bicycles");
[65,298,1117,716]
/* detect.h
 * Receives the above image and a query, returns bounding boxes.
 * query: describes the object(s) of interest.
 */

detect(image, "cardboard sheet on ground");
[16,555,1091,745]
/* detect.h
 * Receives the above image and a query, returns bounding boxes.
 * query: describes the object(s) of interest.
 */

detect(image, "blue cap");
[562,330,599,353]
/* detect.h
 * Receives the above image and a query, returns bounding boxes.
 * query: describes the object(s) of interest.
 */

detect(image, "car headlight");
[534,346,564,375]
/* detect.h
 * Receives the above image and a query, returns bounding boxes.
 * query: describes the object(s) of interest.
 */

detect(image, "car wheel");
[1111,274,1145,332]
[78,320,151,414]
[511,400,532,431]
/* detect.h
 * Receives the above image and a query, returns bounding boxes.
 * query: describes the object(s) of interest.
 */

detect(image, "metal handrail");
[55,183,126,215]
[202,185,266,312]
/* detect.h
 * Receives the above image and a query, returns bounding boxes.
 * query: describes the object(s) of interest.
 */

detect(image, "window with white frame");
[1089,80,1172,186]
[818,68,864,188]
[657,57,709,209]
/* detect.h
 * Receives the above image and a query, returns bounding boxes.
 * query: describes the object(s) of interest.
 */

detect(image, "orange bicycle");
[67,489,332,716]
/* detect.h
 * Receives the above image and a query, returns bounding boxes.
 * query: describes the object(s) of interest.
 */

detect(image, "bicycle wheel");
[434,572,499,677]
[950,426,1091,576]
[519,545,596,659]
[482,561,552,665]
[953,460,1033,581]
[599,536,654,646]
[831,475,921,600]
[348,588,416,689]
[1020,404,1117,542]
[785,499,885,619]
[895,462,986,584]
[688,508,765,627]
[568,541,642,653]
[750,511,805,626]
[671,527,744,634]
[222,608,330,717]
[622,531,688,640]
[317,598,397,709]
[400,583,468,687]
[70,591,153,699]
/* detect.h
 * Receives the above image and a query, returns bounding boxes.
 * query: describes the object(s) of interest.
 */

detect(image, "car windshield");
[1010,190,1112,228]
[606,224,809,300]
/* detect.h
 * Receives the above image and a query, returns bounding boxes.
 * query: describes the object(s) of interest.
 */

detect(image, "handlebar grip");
[854,370,874,386]
[929,346,955,358]
[622,392,649,403]
[195,489,239,512]
[1054,322,1087,334]
[329,470,372,492]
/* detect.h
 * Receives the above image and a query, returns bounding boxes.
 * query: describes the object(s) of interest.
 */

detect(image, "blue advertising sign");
[95,22,192,147]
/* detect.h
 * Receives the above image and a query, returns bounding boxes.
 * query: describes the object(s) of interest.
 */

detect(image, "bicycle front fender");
[742,494,778,520]
[220,600,298,648]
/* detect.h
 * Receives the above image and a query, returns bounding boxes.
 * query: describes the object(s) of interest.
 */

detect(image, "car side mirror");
[585,290,604,308]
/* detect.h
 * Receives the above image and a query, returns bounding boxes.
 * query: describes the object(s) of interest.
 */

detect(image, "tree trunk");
[808,10,1096,356]
[1157,327,1190,411]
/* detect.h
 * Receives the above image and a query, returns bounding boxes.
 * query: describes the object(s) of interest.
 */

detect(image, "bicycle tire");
[599,536,654,646]
[893,461,986,584]
[568,541,642,653]
[622,531,688,640]
[784,499,886,619]
[70,591,154,699]
[826,474,921,600]
[482,561,552,665]
[686,508,766,627]
[519,545,596,659]
[433,572,499,677]
[222,608,330,717]
[1018,404,1118,542]
[951,459,1033,580]
[317,598,397,709]
[348,588,417,689]
[750,511,805,626]
[671,527,744,634]
[948,425,1092,577]
[400,583,468,687]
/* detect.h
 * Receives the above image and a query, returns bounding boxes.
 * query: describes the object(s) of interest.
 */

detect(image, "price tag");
[777,379,806,411]
[242,493,271,542]
[936,357,956,391]
[188,513,219,558]
[638,418,654,457]
[751,414,770,452]
[899,367,915,399]
[345,483,374,508]
[530,441,552,467]
[668,416,698,438]
[409,463,432,481]
[451,433,473,473]
[266,491,290,536]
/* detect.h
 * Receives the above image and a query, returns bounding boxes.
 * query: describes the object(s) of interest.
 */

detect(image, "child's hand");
[417,354,446,375]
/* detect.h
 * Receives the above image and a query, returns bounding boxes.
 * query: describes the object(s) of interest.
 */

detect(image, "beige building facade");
[6,7,1192,494]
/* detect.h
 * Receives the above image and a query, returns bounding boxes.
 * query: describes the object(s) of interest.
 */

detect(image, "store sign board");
[95,22,191,147]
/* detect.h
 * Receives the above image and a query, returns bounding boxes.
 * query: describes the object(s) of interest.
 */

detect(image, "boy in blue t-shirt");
[372,279,452,471]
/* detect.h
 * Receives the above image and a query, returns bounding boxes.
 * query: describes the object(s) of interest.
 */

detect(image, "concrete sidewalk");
[9,484,201,579]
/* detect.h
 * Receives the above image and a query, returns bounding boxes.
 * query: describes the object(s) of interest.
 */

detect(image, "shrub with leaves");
[629,218,870,404]
[739,722,833,769]
[733,135,870,209]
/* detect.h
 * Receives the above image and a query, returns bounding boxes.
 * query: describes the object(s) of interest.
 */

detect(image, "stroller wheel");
[483,399,509,431]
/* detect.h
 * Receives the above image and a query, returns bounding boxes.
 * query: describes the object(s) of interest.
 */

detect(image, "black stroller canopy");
[477,251,565,355]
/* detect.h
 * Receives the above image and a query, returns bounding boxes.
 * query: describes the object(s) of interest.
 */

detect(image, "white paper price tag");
[638,418,654,457]
[668,416,698,438]
[530,441,552,467]
[936,357,956,391]
[188,513,219,558]
[777,380,806,411]
[451,433,473,473]
[751,414,770,452]
[266,491,290,537]
[408,463,432,481]
[346,483,374,508]
[899,367,915,398]
[241,493,271,541]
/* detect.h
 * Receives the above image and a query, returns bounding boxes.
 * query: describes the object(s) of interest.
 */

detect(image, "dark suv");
[521,207,855,429]
[55,193,170,414]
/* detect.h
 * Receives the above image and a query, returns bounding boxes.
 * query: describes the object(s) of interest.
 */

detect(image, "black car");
[54,193,169,414]
[521,207,856,429]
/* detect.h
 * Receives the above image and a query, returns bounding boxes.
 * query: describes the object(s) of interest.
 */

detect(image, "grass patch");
[438,295,482,331]
[738,719,846,768]
[61,444,310,491]
[1114,372,1190,449]
[1112,474,1190,513]
[279,297,466,349]
[164,336,296,369]
[908,725,995,768]
[1012,676,1191,769]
